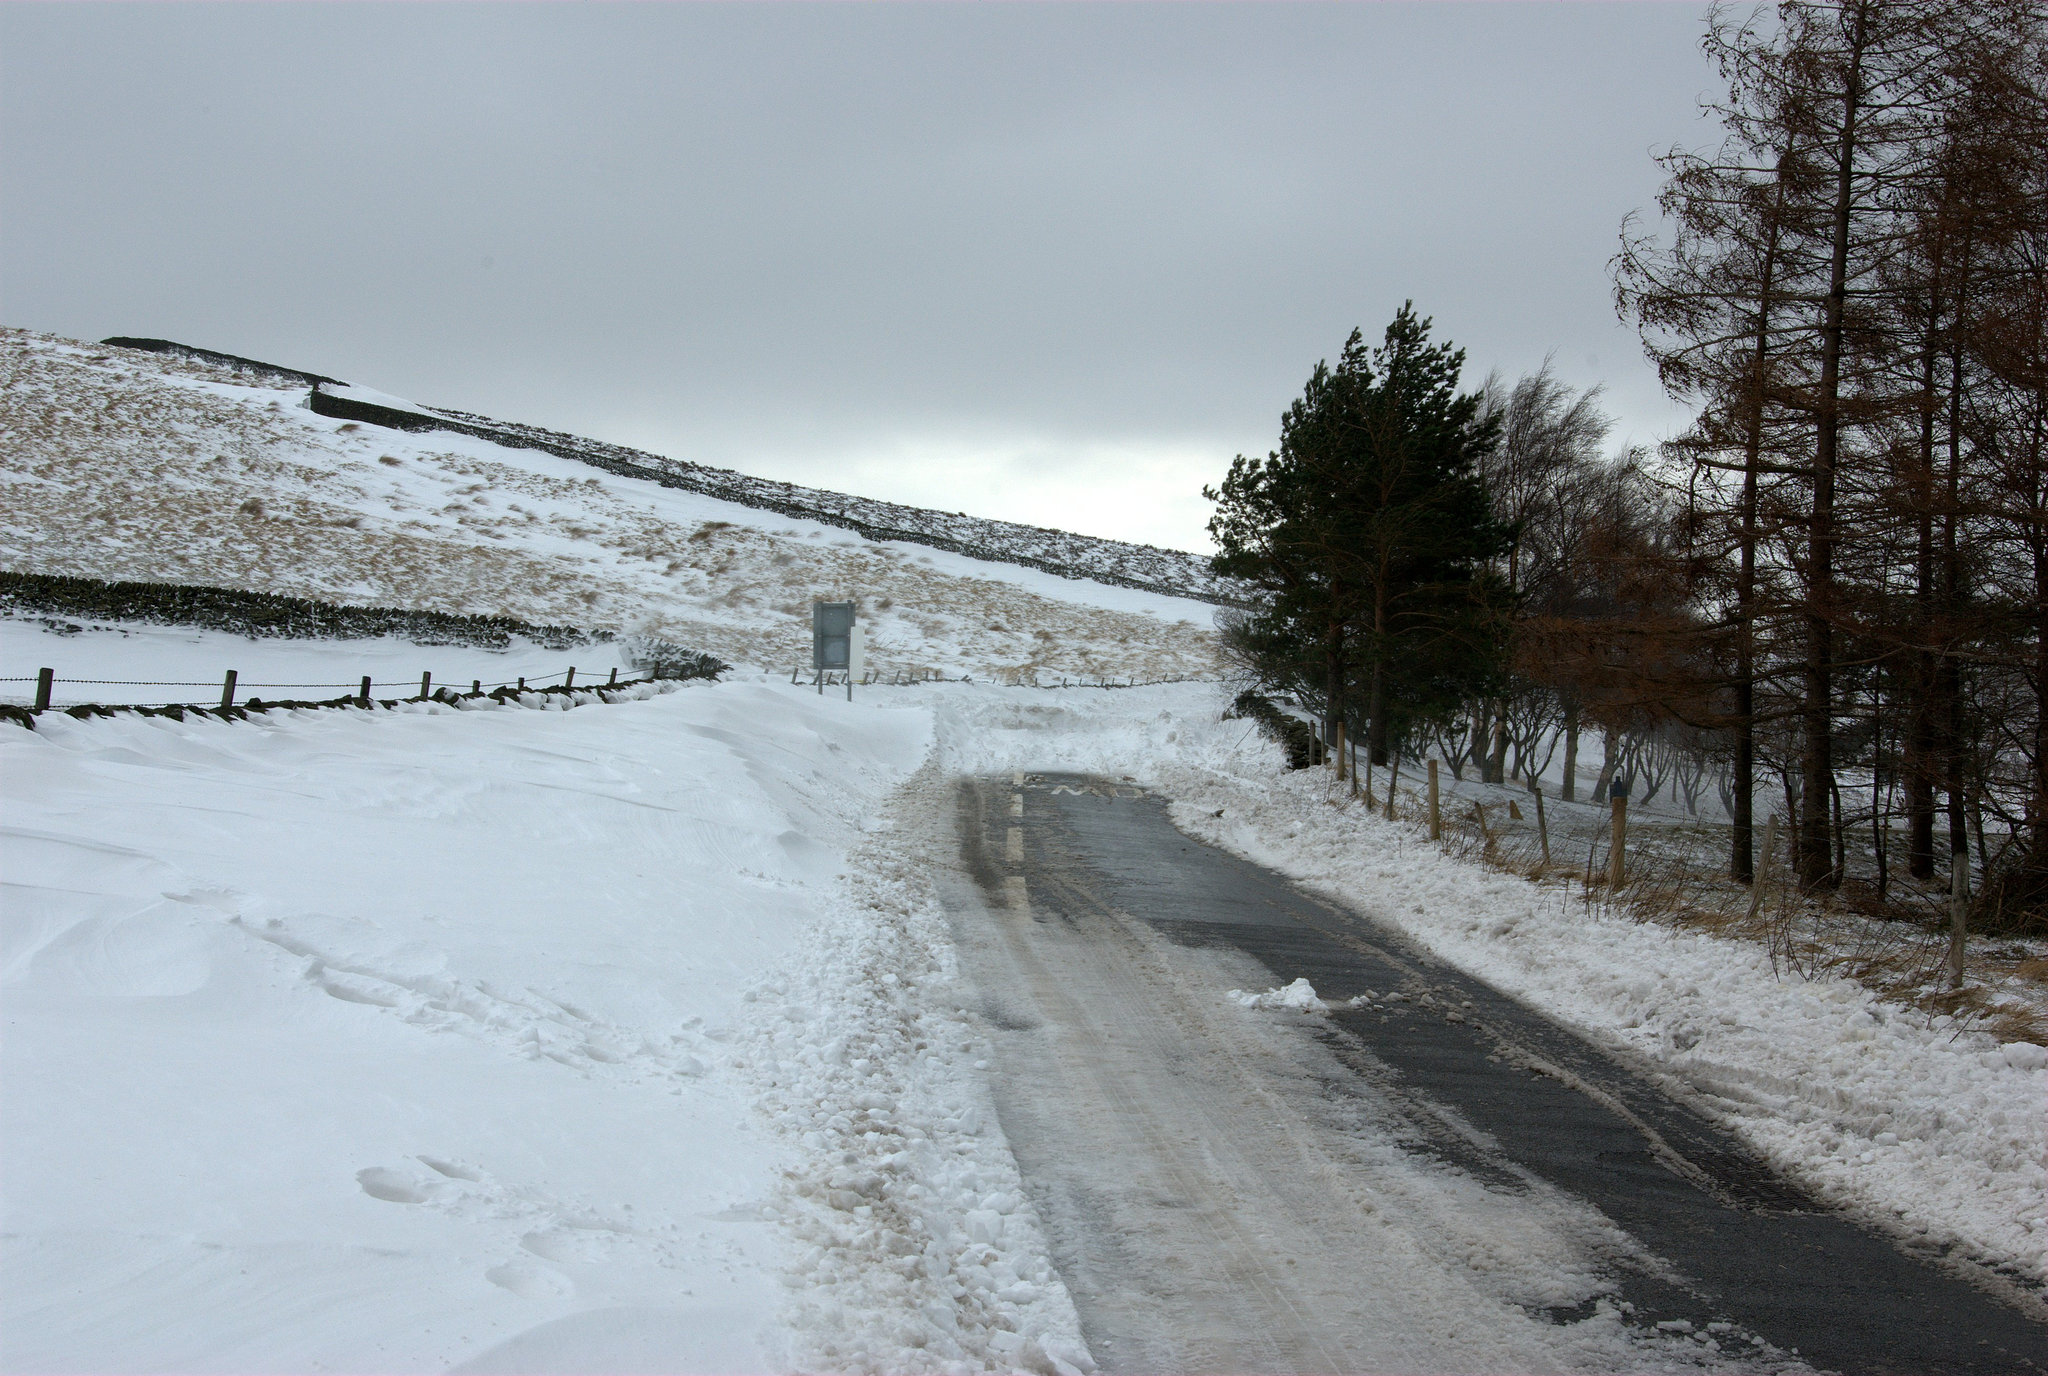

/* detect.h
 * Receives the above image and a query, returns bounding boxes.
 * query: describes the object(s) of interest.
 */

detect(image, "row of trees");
[1211,0,2046,941]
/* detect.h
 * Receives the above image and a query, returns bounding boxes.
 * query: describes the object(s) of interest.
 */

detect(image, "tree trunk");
[1730,148,1793,886]
[1798,3,1869,893]
[1906,315,1941,880]
[1561,702,1580,803]
[1367,587,1390,767]
[1325,617,1346,779]
[1592,724,1621,799]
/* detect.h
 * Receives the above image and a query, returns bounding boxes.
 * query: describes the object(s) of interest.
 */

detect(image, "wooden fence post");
[1534,785,1550,867]
[1948,841,1971,988]
[221,670,238,709]
[1383,757,1400,821]
[608,668,618,686]
[420,671,432,699]
[35,667,53,712]
[1744,813,1778,924]
[359,675,372,705]
[517,677,526,691]
[1472,800,1492,849]
[564,667,576,689]
[1609,785,1628,889]
[1427,758,1441,841]
[472,679,481,695]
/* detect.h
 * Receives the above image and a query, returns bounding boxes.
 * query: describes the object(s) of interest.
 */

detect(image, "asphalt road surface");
[938,772,2045,1375]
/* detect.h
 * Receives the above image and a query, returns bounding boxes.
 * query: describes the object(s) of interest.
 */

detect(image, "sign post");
[813,601,857,700]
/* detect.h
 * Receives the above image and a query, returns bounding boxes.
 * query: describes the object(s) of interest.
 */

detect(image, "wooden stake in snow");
[359,675,371,706]
[35,667,53,712]
[1608,780,1628,889]
[1533,785,1550,867]
[1948,840,1971,988]
[420,671,432,699]
[1383,756,1400,821]
[1427,758,1441,841]
[221,670,238,710]
[1745,813,1778,924]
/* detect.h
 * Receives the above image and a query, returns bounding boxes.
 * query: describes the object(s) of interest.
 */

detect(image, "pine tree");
[1207,306,1505,763]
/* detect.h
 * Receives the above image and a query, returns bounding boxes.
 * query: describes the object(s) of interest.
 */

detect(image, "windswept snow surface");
[4,676,2040,1374]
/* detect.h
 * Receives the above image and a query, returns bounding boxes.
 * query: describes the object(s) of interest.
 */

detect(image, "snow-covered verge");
[1140,754,2048,1299]
[0,675,949,1372]
[742,758,1094,1375]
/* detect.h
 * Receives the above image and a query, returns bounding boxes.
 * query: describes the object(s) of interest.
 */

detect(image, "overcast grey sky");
[3,2,1718,552]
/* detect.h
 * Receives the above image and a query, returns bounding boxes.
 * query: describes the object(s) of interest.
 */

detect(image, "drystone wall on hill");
[101,338,1239,607]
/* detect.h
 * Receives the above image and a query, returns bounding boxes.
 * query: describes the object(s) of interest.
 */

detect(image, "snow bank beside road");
[912,681,2044,1298]
[745,760,1094,1375]
[0,678,936,1371]
[1147,752,2048,1297]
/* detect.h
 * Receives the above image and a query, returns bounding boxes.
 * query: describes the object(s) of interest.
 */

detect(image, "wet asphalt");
[988,773,2045,1376]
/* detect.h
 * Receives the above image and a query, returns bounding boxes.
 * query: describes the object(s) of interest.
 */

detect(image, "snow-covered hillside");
[0,329,1224,682]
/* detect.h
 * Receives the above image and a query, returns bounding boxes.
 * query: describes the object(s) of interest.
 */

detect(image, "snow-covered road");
[941,773,2043,1375]
[4,677,2040,1373]
[940,775,1703,1373]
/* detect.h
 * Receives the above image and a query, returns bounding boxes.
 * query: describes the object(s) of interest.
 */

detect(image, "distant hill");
[0,328,1226,681]
[105,336,1237,606]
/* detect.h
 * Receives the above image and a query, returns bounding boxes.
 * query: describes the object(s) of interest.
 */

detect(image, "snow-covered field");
[0,330,1223,683]
[6,669,2041,1373]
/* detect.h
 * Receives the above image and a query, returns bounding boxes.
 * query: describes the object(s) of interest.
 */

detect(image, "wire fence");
[789,665,1226,691]
[8,662,644,713]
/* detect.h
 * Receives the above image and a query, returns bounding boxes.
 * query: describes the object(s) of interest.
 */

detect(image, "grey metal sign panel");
[813,601,855,671]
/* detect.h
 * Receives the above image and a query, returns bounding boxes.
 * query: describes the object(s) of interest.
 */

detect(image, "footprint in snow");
[357,1166,437,1204]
